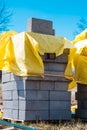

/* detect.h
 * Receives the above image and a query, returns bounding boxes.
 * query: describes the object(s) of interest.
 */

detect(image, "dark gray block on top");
[27,18,55,35]
[42,54,68,63]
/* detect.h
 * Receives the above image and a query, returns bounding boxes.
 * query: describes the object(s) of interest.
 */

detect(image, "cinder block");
[27,18,55,35]
[19,100,49,110]
[3,101,13,109]
[50,101,70,110]
[44,74,69,82]
[55,82,68,91]
[12,109,19,120]
[14,80,26,90]
[19,90,49,100]
[2,91,12,100]
[2,72,11,83]
[13,100,19,109]
[50,91,71,101]
[3,100,13,109]
[55,54,68,63]
[50,110,71,120]
[40,81,54,90]
[19,110,49,121]
[44,62,67,72]
[13,90,19,100]
[25,80,40,90]
[18,90,26,100]
[2,81,16,91]
[3,109,12,119]
[24,76,43,81]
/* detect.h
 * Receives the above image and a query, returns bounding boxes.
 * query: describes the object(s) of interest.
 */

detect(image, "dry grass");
[27,119,87,130]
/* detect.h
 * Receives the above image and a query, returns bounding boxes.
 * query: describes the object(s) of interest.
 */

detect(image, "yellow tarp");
[0,31,74,77]
[0,31,17,71]
[66,29,87,90]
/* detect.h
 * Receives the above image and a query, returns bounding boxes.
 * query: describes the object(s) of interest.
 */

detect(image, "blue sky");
[4,0,87,40]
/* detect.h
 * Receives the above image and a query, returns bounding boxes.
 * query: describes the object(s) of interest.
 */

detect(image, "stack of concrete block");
[2,18,71,121]
[76,83,87,119]
[2,52,71,121]
[27,18,55,35]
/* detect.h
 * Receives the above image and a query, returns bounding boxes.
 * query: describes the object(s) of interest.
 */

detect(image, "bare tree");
[0,0,13,32]
[74,17,87,35]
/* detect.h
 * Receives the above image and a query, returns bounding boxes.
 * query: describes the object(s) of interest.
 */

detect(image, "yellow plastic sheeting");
[0,31,17,72]
[11,32,74,76]
[66,29,87,89]
[27,32,74,56]
[73,29,87,44]
[73,39,87,84]
[0,31,74,77]
[71,105,77,113]
[11,32,44,76]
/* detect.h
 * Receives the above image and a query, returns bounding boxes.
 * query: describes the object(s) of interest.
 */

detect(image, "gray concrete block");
[19,90,49,100]
[2,72,11,83]
[12,109,19,120]
[40,81,54,90]
[19,100,49,110]
[13,100,19,109]
[44,62,67,72]
[2,81,16,91]
[55,54,68,63]
[13,90,19,100]
[2,91,12,100]
[15,80,26,90]
[44,76,70,82]
[2,80,26,91]
[50,91,71,101]
[50,101,70,110]
[3,101,13,109]
[3,109,12,119]
[55,82,68,91]
[25,80,40,90]
[18,90,26,100]
[27,18,55,35]
[23,76,43,81]
[19,110,49,121]
[50,110,71,120]
[42,54,68,63]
